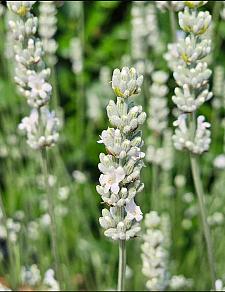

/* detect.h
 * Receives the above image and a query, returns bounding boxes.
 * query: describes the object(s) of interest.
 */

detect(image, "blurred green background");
[0,1,225,291]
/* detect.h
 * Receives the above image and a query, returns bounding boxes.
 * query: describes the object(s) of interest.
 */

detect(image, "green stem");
[213,2,222,61]
[190,154,216,289]
[169,4,177,43]
[118,240,126,291]
[0,17,8,79]
[212,1,222,29]
[117,207,126,291]
[0,193,17,289]
[76,1,85,170]
[41,148,62,289]
[151,164,158,210]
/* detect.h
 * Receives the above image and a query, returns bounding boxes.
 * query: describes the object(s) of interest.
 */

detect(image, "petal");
[115,167,125,181]
[125,199,136,212]
[135,213,143,222]
[40,91,47,99]
[111,183,119,194]
[43,83,52,92]
[104,185,110,193]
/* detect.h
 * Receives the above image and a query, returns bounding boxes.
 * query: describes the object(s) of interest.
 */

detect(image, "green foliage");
[0,1,225,291]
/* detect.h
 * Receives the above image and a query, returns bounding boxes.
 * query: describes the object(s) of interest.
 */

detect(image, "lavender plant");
[166,1,216,287]
[7,1,61,288]
[97,67,146,290]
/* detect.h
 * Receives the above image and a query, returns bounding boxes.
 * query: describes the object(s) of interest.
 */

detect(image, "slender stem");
[212,1,222,61]
[169,4,177,43]
[41,148,62,289]
[118,240,126,291]
[190,154,216,289]
[76,1,85,170]
[212,1,221,30]
[0,193,17,289]
[151,164,158,210]
[0,18,8,79]
[117,207,126,291]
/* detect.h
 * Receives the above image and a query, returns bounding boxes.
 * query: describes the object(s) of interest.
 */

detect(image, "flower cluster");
[169,275,193,290]
[21,264,41,287]
[184,1,208,9]
[112,67,143,99]
[7,1,36,16]
[141,211,170,291]
[39,1,58,65]
[179,8,211,35]
[173,115,211,154]
[215,279,225,291]
[155,1,185,12]
[8,1,60,150]
[20,265,59,290]
[98,67,146,240]
[167,2,212,155]
[214,154,225,170]
[141,211,193,291]
[43,269,60,291]
[19,108,60,149]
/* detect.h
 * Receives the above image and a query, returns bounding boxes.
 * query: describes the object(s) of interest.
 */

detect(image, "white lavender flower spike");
[141,211,170,291]
[98,66,145,290]
[99,207,141,241]
[169,275,193,290]
[98,67,145,238]
[8,0,60,147]
[168,0,212,152]
[39,1,58,65]
[70,37,83,74]
[8,4,54,108]
[148,70,169,134]
[146,69,174,175]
